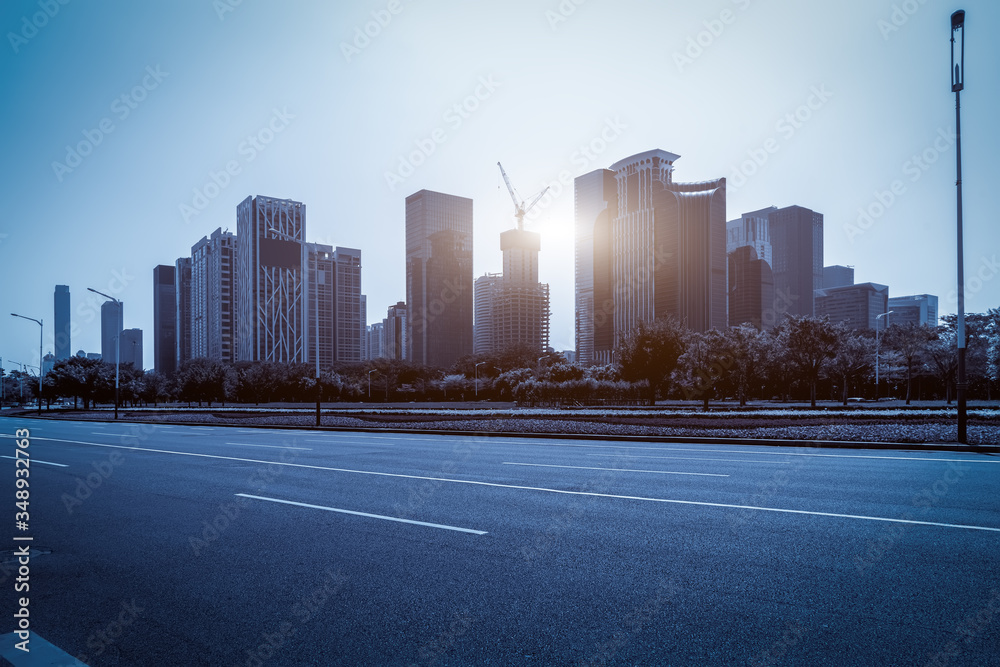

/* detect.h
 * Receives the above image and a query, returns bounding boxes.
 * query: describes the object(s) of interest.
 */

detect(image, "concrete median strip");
[235,493,487,535]
[39,436,1000,533]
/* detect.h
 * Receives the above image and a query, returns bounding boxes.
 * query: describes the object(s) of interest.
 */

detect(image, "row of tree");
[7,311,997,409]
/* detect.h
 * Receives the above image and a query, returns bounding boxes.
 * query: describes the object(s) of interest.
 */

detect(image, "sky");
[1,0,998,372]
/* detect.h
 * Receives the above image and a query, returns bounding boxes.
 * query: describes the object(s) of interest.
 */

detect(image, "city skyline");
[3,1,999,370]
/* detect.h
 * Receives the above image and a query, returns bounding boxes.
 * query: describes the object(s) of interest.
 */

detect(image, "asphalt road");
[0,417,998,666]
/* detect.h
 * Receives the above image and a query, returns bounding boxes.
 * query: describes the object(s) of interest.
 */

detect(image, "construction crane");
[497,161,549,231]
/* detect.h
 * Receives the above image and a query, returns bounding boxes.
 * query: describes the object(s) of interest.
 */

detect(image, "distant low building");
[888,294,939,328]
[815,282,888,330]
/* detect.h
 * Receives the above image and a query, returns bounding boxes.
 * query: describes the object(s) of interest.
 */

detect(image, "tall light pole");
[268,227,321,426]
[1,356,4,410]
[11,313,43,415]
[475,361,486,398]
[951,9,968,443]
[368,369,376,400]
[88,288,120,419]
[874,310,894,401]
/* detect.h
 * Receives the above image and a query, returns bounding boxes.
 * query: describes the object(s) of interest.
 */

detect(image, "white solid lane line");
[587,453,791,465]
[236,493,487,535]
[656,446,1000,463]
[38,437,1000,533]
[502,462,729,477]
[0,455,67,467]
[223,443,313,450]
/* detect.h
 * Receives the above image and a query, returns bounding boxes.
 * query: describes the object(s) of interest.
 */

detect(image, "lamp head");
[951,10,965,30]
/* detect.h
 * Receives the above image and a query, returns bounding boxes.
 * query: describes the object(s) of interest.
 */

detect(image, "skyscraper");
[727,207,774,266]
[100,300,123,365]
[769,205,824,318]
[474,273,501,355]
[306,242,335,368]
[384,301,408,361]
[236,195,307,363]
[152,265,177,376]
[889,294,939,327]
[53,285,71,361]
[175,257,192,369]
[120,328,143,368]
[574,168,617,366]
[728,246,775,330]
[610,149,727,341]
[405,189,473,368]
[333,247,363,363]
[191,228,237,362]
[823,265,855,289]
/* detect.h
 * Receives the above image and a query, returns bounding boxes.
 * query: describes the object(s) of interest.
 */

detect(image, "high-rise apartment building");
[769,205,824,318]
[889,294,939,328]
[306,242,335,368]
[384,302,408,361]
[815,282,888,330]
[120,328,143,368]
[405,190,473,368]
[360,295,368,361]
[191,228,237,362]
[236,195,307,363]
[175,257,192,369]
[574,169,617,366]
[366,322,385,360]
[333,247,363,363]
[54,285,71,361]
[474,273,501,355]
[728,246,775,330]
[152,266,177,376]
[100,300,123,365]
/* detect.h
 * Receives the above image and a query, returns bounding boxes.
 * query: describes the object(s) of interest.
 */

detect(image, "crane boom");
[497,161,548,231]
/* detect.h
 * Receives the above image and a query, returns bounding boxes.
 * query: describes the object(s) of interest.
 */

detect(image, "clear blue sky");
[2,0,997,371]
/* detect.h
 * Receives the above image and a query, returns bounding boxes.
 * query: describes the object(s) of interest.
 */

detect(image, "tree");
[882,323,936,404]
[617,317,687,406]
[828,327,874,405]
[678,329,730,410]
[140,371,171,406]
[723,324,775,407]
[778,316,840,407]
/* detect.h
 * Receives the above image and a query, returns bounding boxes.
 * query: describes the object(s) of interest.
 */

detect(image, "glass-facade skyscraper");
[53,284,71,361]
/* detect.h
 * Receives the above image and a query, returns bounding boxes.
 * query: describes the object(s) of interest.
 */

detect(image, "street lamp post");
[874,311,894,401]
[951,9,968,444]
[368,369,376,400]
[475,361,486,398]
[11,313,43,415]
[268,227,321,426]
[87,288,120,419]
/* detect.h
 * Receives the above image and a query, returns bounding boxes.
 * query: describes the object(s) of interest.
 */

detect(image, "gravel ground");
[35,410,1000,445]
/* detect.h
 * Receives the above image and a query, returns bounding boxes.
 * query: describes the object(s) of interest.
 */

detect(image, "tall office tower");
[728,246,775,330]
[333,247,363,363]
[367,322,385,360]
[360,295,368,361]
[823,265,855,289]
[152,266,177,376]
[405,190,473,368]
[574,168,618,366]
[610,149,727,344]
[474,273,501,355]
[306,242,335,368]
[54,285,71,361]
[236,195,307,363]
[726,207,775,266]
[384,302,408,361]
[191,228,237,362]
[814,282,888,330]
[889,294,939,327]
[175,257,193,369]
[100,300,124,365]
[119,329,143,368]
[769,205,824,318]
